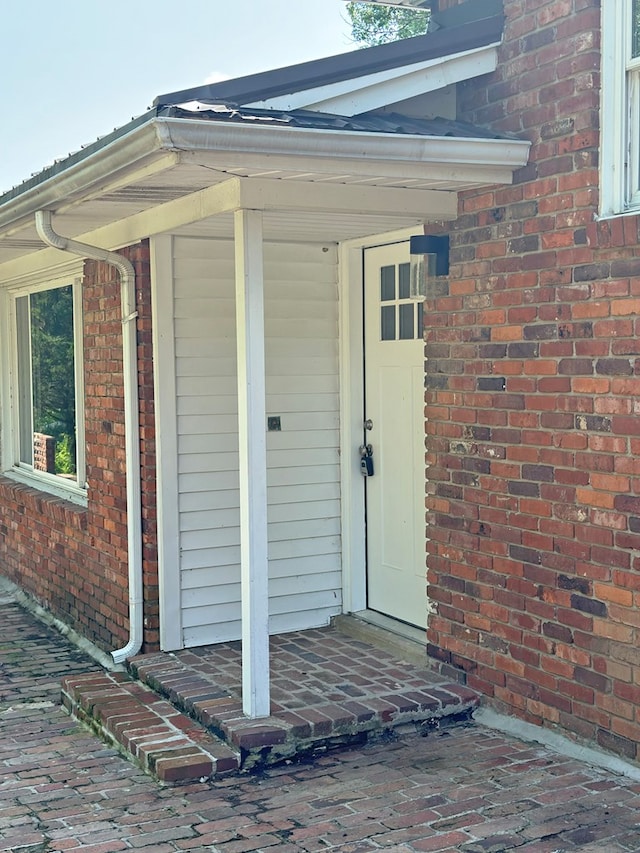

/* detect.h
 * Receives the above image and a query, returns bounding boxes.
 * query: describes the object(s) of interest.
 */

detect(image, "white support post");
[234,208,270,719]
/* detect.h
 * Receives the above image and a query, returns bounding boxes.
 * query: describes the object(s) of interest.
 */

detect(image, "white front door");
[363,242,428,629]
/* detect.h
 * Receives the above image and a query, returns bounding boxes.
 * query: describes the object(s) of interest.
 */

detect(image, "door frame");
[338,226,425,617]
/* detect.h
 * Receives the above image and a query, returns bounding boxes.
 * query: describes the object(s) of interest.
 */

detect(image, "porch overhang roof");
[0,109,530,280]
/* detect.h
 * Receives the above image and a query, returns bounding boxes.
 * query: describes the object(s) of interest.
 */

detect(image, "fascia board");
[305,47,497,116]
[245,44,499,116]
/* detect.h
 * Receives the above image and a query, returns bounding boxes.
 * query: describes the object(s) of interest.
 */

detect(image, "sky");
[0,0,357,194]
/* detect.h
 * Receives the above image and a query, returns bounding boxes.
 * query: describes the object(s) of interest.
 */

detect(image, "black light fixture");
[409,234,450,301]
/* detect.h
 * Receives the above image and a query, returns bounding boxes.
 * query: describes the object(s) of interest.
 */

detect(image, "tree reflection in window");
[17,285,77,478]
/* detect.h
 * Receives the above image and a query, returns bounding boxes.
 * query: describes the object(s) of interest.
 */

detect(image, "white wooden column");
[234,208,270,718]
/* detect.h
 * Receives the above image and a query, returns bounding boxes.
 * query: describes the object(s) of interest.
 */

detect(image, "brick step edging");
[129,654,481,769]
[61,671,240,783]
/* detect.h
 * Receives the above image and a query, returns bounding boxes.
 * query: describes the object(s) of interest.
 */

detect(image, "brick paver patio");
[2,590,640,851]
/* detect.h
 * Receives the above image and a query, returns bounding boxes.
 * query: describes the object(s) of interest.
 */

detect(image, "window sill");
[1,469,88,508]
[596,207,640,221]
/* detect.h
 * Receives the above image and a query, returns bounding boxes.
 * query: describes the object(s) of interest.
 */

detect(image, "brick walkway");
[2,594,640,851]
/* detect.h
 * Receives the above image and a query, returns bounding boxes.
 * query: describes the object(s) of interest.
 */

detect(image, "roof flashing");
[160,104,512,141]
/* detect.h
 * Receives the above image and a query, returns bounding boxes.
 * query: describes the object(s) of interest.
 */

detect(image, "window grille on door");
[379,263,423,341]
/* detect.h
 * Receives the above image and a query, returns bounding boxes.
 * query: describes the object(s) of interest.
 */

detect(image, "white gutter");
[154,117,531,170]
[34,210,143,664]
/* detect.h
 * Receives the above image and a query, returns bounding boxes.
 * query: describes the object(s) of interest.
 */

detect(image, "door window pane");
[399,303,415,340]
[634,0,640,57]
[398,262,410,299]
[381,305,396,340]
[380,266,395,301]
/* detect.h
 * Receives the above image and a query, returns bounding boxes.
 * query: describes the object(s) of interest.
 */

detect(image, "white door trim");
[338,226,424,617]
[150,233,183,651]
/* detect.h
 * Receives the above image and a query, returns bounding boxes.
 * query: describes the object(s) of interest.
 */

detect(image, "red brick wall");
[0,242,159,653]
[425,0,640,762]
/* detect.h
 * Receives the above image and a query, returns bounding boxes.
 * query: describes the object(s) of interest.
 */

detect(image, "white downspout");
[35,210,143,664]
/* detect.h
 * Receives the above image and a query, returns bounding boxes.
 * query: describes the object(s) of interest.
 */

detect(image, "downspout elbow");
[34,210,144,664]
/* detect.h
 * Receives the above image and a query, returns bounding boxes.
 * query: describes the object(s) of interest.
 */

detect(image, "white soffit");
[245,44,498,116]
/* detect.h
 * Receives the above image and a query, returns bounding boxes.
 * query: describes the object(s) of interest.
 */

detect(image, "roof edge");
[0,117,165,236]
[154,15,504,108]
[0,111,163,207]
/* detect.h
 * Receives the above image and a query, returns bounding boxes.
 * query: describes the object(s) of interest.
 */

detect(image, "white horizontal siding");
[180,518,340,551]
[174,236,342,646]
[181,498,340,531]
[182,597,341,646]
[175,317,337,339]
[183,572,342,610]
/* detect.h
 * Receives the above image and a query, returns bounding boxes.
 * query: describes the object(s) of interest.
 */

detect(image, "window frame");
[2,270,87,504]
[600,0,640,217]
